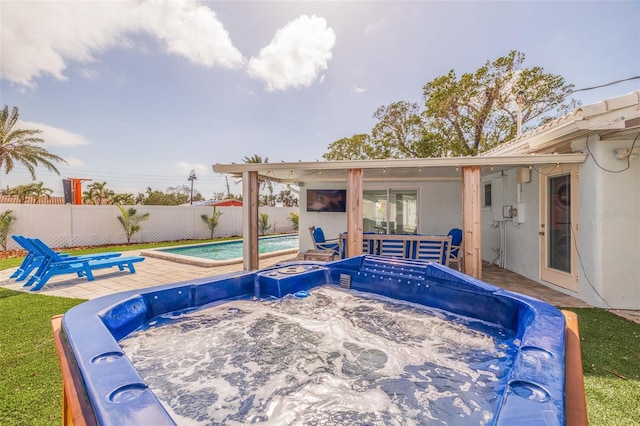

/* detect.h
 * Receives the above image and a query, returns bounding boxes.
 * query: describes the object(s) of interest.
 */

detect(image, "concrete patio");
[2,250,639,324]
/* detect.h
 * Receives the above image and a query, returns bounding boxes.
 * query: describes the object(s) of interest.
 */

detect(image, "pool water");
[160,234,299,261]
[120,286,514,425]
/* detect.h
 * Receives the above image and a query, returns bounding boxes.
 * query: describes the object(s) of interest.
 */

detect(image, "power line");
[570,76,640,94]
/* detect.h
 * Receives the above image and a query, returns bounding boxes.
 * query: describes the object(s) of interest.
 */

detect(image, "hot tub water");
[120,286,514,425]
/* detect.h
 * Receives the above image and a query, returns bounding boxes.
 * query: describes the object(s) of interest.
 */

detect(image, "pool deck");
[1,251,639,324]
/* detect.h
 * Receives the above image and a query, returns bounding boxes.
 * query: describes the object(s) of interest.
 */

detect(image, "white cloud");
[1,2,135,88]
[17,121,90,147]
[1,0,244,88]
[352,85,366,94]
[364,19,386,36]
[247,15,336,92]
[137,0,245,69]
[62,156,87,168]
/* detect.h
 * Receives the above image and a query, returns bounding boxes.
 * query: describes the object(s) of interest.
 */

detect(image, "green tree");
[323,50,576,159]
[242,154,272,196]
[83,182,115,205]
[115,205,151,244]
[112,193,136,205]
[0,105,66,180]
[139,186,203,205]
[276,189,299,207]
[323,134,375,161]
[0,209,16,250]
[29,181,53,203]
[243,154,268,164]
[7,184,31,203]
[6,182,53,203]
[370,101,441,158]
[200,207,223,239]
[422,50,576,156]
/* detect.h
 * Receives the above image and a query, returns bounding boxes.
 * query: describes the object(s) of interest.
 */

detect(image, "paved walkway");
[2,252,639,324]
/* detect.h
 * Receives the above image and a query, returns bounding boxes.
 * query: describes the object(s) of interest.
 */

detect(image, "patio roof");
[213,153,588,184]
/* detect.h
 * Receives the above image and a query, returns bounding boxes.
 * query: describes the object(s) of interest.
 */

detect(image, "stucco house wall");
[574,135,640,308]
[300,180,462,253]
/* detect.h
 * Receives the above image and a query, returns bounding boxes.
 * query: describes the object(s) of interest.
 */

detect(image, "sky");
[1,1,639,199]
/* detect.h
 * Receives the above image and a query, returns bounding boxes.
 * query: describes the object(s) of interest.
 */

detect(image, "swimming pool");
[141,234,299,267]
[55,255,570,425]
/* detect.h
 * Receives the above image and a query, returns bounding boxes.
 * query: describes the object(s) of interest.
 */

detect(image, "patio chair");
[309,226,340,256]
[10,236,121,282]
[24,238,144,291]
[447,228,463,271]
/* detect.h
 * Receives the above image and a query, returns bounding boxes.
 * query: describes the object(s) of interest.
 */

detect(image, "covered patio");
[213,153,587,280]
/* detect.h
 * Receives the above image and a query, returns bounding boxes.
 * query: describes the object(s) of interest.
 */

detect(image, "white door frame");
[539,164,579,291]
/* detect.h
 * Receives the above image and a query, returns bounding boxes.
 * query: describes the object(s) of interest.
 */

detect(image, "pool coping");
[140,237,299,267]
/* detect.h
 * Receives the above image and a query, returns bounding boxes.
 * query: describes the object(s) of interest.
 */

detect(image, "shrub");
[0,210,17,251]
[116,205,150,244]
[201,207,223,239]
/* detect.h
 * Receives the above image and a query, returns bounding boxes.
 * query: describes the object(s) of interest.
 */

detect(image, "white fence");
[1,204,298,250]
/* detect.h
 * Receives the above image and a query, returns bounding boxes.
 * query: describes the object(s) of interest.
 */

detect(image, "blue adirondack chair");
[309,226,340,255]
[447,228,463,270]
[24,238,145,291]
[10,236,121,282]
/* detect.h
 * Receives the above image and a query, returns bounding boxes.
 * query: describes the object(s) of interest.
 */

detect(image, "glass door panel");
[363,190,387,233]
[547,175,571,272]
[390,190,418,234]
[539,165,578,291]
[363,189,418,234]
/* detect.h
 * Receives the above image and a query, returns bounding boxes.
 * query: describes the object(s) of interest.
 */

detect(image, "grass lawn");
[0,244,639,425]
[563,308,640,425]
[0,288,84,425]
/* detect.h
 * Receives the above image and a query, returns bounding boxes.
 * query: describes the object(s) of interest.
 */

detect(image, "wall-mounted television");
[307,189,347,212]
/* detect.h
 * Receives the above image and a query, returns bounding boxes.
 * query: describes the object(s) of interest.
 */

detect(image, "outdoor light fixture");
[187,169,197,205]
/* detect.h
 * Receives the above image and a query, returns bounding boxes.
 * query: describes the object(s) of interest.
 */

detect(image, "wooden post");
[562,310,588,426]
[51,315,97,426]
[462,166,482,279]
[346,169,363,257]
[242,171,259,271]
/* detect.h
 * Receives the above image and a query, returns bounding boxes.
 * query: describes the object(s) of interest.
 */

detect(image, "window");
[363,189,418,234]
[484,183,492,207]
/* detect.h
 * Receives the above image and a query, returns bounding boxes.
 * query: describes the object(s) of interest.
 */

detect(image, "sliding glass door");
[363,189,418,234]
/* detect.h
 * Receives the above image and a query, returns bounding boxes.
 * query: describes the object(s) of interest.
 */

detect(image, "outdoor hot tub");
[53,255,578,425]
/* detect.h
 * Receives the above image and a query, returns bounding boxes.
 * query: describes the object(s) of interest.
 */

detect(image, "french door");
[539,165,578,291]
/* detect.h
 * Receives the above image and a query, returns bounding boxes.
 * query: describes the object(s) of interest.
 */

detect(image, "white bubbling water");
[120,286,513,425]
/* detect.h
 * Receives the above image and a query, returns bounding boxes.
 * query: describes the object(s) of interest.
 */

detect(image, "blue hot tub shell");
[61,255,567,425]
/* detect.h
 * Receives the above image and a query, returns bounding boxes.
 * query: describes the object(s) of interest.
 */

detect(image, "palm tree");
[7,184,33,203]
[258,212,271,235]
[115,205,151,244]
[242,154,273,201]
[0,105,66,180]
[83,181,115,205]
[30,181,53,204]
[112,193,135,205]
[200,206,223,238]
